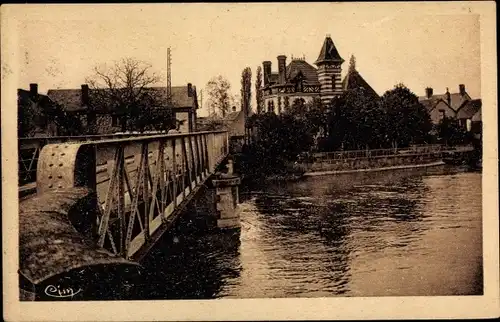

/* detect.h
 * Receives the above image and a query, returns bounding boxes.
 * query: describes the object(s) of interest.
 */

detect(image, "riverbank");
[303,161,446,177]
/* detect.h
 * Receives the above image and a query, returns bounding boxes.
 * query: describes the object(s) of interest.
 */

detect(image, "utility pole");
[198,89,203,110]
[167,47,172,104]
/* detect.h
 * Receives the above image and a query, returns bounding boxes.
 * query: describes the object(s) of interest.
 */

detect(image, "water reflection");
[106,165,482,299]
[128,214,242,300]
[233,166,481,297]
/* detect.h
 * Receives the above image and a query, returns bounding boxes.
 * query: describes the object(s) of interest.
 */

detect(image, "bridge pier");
[212,176,241,229]
[211,159,241,230]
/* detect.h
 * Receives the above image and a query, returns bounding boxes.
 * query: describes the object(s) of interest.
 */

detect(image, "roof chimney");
[425,87,433,99]
[445,87,451,106]
[187,83,193,97]
[29,83,38,98]
[459,84,466,96]
[81,84,89,106]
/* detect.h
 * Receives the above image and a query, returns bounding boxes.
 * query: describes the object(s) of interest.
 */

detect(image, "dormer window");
[294,75,304,93]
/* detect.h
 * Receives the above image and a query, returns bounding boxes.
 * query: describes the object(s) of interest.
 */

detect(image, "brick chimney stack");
[277,55,287,85]
[459,84,466,96]
[425,87,433,98]
[81,84,89,106]
[187,83,193,97]
[29,83,38,98]
[445,87,451,106]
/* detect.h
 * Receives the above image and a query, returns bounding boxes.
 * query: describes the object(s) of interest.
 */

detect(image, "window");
[439,109,446,120]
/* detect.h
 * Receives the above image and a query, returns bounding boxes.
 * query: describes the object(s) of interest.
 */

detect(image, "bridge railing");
[28,131,229,263]
[19,132,182,186]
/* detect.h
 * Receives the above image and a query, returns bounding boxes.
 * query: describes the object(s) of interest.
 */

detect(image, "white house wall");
[263,93,318,115]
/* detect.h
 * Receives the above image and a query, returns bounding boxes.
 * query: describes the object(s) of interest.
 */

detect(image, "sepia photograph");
[2,2,498,321]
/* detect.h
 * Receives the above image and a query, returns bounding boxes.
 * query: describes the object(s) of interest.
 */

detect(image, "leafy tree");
[437,116,467,146]
[86,58,172,133]
[18,97,38,137]
[242,111,315,175]
[288,98,306,115]
[52,106,84,136]
[326,87,384,150]
[206,75,233,118]
[379,84,432,148]
[17,94,83,137]
[255,66,264,114]
[241,67,252,139]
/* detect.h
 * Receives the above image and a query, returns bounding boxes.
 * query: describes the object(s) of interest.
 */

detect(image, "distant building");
[470,107,482,137]
[196,107,246,136]
[146,83,199,133]
[260,34,377,114]
[47,83,199,134]
[47,84,99,134]
[456,98,482,131]
[418,84,473,125]
[222,106,246,137]
[222,106,246,153]
[17,83,58,137]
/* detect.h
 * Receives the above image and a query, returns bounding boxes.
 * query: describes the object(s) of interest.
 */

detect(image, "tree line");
[241,83,471,176]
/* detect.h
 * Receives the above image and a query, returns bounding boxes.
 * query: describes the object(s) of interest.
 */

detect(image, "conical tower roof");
[342,67,379,99]
[315,35,344,66]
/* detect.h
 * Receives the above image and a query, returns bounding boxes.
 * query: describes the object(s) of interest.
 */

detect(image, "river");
[109,165,482,300]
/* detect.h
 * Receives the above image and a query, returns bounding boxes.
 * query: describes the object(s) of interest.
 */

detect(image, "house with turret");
[260,34,377,114]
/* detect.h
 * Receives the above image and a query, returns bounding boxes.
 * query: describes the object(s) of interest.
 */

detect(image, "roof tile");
[418,91,471,111]
[47,86,197,112]
[286,60,319,85]
[457,99,481,119]
[341,68,378,98]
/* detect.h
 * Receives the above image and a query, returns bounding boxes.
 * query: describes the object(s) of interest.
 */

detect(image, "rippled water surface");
[129,166,482,299]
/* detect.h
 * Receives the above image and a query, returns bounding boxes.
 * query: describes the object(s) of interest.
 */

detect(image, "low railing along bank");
[296,144,469,174]
[309,144,444,162]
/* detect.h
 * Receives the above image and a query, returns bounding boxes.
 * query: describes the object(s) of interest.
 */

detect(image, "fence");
[306,144,444,163]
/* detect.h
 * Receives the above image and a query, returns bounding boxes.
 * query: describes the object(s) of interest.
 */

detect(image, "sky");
[11,3,481,117]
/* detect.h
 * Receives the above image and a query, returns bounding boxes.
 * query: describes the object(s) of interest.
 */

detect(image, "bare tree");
[86,58,173,132]
[206,75,232,118]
